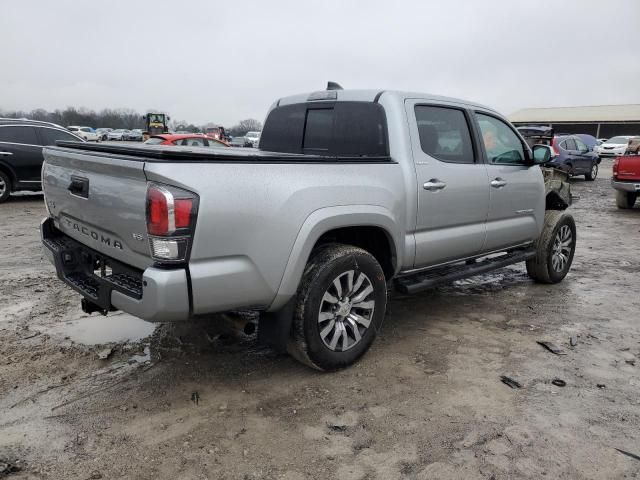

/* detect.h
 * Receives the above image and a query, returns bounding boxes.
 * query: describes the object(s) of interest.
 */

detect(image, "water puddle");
[42,312,156,345]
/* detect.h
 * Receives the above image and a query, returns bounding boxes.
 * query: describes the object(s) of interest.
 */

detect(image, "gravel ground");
[1,159,639,479]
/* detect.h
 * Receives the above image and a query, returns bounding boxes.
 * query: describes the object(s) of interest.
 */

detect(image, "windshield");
[144,137,165,145]
[606,136,629,144]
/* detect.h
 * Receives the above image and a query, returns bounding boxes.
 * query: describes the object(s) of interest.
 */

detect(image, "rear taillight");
[551,139,560,157]
[146,183,198,263]
[612,158,619,178]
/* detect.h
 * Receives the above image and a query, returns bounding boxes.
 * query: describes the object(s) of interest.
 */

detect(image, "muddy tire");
[0,170,11,203]
[585,162,598,181]
[526,210,576,284]
[616,190,637,209]
[287,244,387,371]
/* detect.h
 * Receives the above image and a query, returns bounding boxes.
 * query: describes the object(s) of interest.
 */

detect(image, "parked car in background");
[550,135,600,180]
[0,118,84,202]
[595,136,635,157]
[517,127,600,180]
[229,136,253,147]
[67,126,99,142]
[95,128,112,141]
[612,152,640,209]
[144,134,229,147]
[245,131,261,147]
[127,129,144,141]
[106,129,129,141]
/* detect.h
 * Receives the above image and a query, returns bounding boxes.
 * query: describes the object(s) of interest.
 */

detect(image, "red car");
[144,134,229,148]
[612,153,640,209]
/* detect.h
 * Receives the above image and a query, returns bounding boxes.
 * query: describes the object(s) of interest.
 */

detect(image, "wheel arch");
[268,205,401,312]
[0,161,17,189]
[546,191,570,210]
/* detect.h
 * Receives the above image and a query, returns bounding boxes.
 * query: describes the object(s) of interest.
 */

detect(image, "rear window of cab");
[259,101,389,157]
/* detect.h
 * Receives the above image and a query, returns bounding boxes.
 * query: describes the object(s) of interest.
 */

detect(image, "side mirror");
[532,144,553,165]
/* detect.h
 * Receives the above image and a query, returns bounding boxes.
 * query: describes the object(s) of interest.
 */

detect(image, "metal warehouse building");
[508,104,640,138]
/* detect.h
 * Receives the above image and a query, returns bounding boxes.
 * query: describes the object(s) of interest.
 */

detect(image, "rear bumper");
[41,218,190,322]
[611,179,640,193]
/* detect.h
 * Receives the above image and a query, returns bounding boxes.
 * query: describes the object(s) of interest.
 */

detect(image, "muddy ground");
[1,159,639,479]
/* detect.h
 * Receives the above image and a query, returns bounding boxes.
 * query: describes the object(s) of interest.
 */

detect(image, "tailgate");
[43,147,153,270]
[617,155,640,181]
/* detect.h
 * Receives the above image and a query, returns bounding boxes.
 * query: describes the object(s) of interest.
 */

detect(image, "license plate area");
[42,219,143,310]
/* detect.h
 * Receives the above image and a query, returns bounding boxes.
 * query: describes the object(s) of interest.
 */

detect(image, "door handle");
[0,151,13,156]
[490,178,507,188]
[423,179,447,191]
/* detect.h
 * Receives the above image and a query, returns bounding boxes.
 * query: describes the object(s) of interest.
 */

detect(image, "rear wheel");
[585,162,598,181]
[526,210,576,284]
[0,171,11,203]
[616,190,637,209]
[288,244,387,371]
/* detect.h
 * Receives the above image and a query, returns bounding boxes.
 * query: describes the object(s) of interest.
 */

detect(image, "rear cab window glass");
[303,109,334,152]
[0,126,39,145]
[259,102,388,157]
[414,106,475,163]
[475,113,526,165]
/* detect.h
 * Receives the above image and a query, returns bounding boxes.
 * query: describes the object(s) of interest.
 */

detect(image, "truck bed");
[54,141,394,163]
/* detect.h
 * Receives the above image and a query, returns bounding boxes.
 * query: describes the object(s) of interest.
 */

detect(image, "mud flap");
[258,298,296,353]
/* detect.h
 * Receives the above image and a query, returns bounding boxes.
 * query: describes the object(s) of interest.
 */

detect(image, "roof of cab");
[275,89,498,113]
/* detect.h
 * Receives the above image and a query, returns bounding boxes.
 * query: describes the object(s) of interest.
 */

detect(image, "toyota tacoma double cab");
[41,84,576,370]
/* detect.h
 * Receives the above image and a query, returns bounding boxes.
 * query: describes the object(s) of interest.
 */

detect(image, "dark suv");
[516,127,600,181]
[0,118,84,202]
[550,135,601,181]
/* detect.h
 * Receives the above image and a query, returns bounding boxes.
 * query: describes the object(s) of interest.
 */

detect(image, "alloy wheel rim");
[551,225,573,272]
[318,270,375,352]
[592,164,598,177]
[0,177,5,196]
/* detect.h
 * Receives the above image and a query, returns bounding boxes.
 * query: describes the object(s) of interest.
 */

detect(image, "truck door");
[406,101,490,268]
[473,112,545,252]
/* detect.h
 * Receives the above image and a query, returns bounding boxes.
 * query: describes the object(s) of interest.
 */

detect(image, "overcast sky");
[1,0,639,126]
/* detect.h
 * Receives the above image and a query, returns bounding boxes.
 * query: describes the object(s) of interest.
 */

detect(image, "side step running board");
[395,249,536,294]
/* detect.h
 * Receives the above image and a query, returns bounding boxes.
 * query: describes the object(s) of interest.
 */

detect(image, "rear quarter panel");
[143,161,407,313]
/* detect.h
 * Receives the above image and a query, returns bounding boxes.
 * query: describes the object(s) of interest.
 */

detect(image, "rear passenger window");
[564,138,577,151]
[0,126,39,145]
[414,106,475,163]
[303,109,334,151]
[38,127,82,145]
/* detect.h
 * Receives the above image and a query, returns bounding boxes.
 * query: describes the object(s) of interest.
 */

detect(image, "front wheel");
[526,210,576,284]
[585,162,598,181]
[288,244,387,371]
[616,190,637,209]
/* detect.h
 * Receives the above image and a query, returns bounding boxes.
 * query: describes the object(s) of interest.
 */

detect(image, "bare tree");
[228,119,262,136]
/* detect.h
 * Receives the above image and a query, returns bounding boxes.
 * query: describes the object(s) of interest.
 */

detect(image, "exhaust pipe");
[222,313,256,336]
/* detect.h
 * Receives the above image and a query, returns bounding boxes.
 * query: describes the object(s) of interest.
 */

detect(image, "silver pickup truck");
[41,85,576,370]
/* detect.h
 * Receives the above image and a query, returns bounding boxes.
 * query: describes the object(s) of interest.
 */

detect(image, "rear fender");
[267,205,401,312]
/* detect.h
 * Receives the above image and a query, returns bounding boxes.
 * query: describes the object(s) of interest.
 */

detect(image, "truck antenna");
[327,81,344,91]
